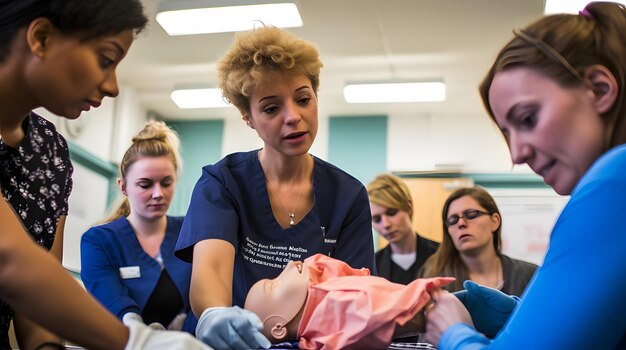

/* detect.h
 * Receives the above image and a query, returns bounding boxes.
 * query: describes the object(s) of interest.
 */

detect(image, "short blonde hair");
[367,174,413,218]
[217,26,323,115]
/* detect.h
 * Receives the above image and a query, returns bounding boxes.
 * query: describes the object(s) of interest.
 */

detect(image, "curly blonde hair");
[217,26,323,114]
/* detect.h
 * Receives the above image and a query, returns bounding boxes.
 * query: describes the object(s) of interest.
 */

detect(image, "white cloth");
[391,252,417,271]
[123,312,212,350]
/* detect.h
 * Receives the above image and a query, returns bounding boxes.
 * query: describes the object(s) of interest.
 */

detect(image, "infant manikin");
[244,254,453,349]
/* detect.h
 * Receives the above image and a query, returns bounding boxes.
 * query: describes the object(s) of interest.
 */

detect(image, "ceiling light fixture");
[343,81,446,103]
[544,0,626,14]
[170,88,232,109]
[156,0,303,36]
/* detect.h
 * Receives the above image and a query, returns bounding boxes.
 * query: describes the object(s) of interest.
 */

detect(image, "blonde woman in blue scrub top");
[81,121,196,333]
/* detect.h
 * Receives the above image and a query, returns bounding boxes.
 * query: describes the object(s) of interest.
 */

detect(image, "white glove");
[148,322,166,331]
[123,312,212,350]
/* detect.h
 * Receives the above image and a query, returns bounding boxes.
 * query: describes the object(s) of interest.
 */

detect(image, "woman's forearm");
[190,239,235,315]
[13,312,63,350]
[14,216,69,349]
[0,198,128,350]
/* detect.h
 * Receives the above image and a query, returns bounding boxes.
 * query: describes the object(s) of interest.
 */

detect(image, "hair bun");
[132,120,168,142]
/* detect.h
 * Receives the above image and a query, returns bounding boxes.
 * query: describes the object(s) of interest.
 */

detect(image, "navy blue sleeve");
[80,227,140,318]
[175,166,240,262]
[440,176,626,349]
[331,185,376,274]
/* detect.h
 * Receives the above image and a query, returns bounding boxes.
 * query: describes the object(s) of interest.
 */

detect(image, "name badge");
[119,266,141,279]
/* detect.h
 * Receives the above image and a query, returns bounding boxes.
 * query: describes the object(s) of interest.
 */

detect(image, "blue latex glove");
[453,280,520,338]
[196,306,272,350]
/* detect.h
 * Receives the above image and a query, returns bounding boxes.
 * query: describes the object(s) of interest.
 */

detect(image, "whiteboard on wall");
[63,162,110,272]
[489,188,570,266]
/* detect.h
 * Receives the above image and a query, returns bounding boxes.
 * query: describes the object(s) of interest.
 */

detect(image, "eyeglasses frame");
[445,209,491,227]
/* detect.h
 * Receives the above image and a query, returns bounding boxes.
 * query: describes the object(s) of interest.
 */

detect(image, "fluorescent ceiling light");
[544,0,626,14]
[170,88,232,109]
[156,0,303,36]
[343,82,446,103]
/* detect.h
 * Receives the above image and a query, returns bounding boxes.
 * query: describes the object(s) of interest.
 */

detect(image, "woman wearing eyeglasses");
[367,174,439,285]
[419,186,537,297]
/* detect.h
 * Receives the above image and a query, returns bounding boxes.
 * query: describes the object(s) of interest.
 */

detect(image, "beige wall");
[376,177,474,249]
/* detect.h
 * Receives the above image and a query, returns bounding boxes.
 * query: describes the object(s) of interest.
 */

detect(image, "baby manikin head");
[244,260,310,342]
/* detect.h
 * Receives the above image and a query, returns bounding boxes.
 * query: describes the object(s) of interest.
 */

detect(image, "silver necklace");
[263,156,310,227]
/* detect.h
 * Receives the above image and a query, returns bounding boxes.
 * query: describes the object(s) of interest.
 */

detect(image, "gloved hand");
[196,306,271,350]
[123,312,212,350]
[453,280,520,338]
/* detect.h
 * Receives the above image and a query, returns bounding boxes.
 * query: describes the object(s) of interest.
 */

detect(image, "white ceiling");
[118,0,545,121]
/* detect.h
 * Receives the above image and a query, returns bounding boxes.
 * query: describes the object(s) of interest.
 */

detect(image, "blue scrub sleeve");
[175,169,240,262]
[440,323,489,349]
[439,177,626,349]
[330,186,377,273]
[80,229,141,318]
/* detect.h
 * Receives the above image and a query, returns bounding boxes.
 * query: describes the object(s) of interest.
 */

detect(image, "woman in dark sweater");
[419,186,537,297]
[367,174,439,285]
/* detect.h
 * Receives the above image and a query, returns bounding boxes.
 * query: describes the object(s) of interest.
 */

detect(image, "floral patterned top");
[0,112,73,348]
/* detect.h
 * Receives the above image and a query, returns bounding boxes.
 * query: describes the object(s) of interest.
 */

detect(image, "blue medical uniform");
[175,150,376,306]
[81,216,197,333]
[439,144,626,349]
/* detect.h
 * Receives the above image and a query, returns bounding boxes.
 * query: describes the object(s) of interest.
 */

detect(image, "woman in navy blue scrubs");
[175,26,377,350]
[81,121,196,333]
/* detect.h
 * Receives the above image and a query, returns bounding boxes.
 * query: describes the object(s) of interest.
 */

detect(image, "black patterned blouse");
[0,112,73,348]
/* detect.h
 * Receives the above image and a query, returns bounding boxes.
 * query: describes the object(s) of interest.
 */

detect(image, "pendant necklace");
[286,185,303,226]
[263,155,310,227]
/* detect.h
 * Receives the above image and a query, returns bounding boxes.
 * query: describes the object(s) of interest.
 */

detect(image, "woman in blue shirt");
[175,26,376,350]
[424,2,626,349]
[81,121,196,333]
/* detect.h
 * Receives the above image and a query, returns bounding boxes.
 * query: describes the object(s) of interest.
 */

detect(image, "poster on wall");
[489,188,570,266]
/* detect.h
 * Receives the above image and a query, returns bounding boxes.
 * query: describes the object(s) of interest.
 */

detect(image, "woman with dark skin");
[0,1,208,349]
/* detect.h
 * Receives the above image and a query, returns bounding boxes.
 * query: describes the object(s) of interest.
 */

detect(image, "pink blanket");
[297,254,453,349]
